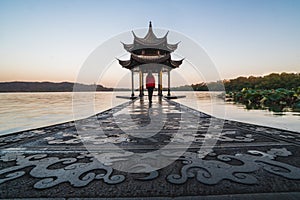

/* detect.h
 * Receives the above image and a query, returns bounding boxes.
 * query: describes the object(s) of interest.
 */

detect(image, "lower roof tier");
[118,58,183,71]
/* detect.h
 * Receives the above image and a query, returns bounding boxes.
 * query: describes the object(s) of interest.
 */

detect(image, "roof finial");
[149,21,152,28]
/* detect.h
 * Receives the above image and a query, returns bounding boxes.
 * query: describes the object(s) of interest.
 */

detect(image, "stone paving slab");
[6,192,300,199]
[0,98,299,199]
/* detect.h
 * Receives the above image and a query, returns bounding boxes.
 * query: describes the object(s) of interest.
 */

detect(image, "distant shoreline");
[0,81,217,93]
[0,81,116,93]
[1,72,299,93]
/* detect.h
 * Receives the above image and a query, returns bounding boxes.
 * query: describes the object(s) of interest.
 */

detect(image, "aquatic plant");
[226,87,300,112]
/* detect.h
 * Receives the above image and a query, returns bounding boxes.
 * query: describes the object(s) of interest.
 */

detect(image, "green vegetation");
[171,81,224,91]
[226,88,300,112]
[224,73,300,91]
[172,72,300,112]
[173,73,300,92]
[225,73,300,112]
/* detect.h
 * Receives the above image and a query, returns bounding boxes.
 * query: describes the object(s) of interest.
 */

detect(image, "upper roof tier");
[122,22,179,52]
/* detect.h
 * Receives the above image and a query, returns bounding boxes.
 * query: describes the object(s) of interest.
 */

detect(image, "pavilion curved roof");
[118,22,183,71]
[122,22,179,52]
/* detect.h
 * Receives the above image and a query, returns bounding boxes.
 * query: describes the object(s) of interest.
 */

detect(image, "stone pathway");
[0,97,300,199]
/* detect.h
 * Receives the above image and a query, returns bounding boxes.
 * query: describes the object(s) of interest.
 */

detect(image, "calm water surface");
[0,91,299,135]
[173,92,299,133]
[0,92,127,135]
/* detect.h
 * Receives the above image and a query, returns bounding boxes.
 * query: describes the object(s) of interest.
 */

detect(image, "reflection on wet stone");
[0,99,300,197]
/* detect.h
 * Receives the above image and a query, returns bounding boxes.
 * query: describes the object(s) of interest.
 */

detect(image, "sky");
[0,0,299,87]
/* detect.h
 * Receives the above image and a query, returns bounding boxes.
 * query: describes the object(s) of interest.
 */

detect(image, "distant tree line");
[224,73,300,91]
[171,73,299,92]
[171,81,224,91]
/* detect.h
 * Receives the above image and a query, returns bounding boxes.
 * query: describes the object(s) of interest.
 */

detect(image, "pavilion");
[118,22,183,98]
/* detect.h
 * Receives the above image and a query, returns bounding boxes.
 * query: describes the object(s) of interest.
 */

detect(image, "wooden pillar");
[157,72,160,96]
[139,70,143,97]
[141,71,144,96]
[167,70,171,96]
[158,70,163,96]
[131,70,134,97]
[160,70,163,96]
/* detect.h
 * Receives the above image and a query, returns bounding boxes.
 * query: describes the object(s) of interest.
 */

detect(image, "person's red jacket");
[146,74,155,88]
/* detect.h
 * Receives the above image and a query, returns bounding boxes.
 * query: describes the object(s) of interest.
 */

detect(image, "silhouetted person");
[146,72,155,103]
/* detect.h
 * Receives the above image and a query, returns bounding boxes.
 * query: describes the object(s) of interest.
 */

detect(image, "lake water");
[173,91,299,133]
[0,91,299,136]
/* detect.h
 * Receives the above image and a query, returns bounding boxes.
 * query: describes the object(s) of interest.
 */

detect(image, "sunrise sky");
[0,0,299,87]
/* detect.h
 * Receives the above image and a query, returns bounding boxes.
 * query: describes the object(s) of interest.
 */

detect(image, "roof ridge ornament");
[131,31,137,38]
[149,21,152,28]
[163,31,169,39]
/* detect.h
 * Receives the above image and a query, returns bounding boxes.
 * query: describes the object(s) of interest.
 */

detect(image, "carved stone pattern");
[0,153,125,189]
[167,148,300,185]
[1,148,300,189]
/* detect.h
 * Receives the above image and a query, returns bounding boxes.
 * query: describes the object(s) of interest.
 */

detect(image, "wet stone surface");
[0,98,299,198]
